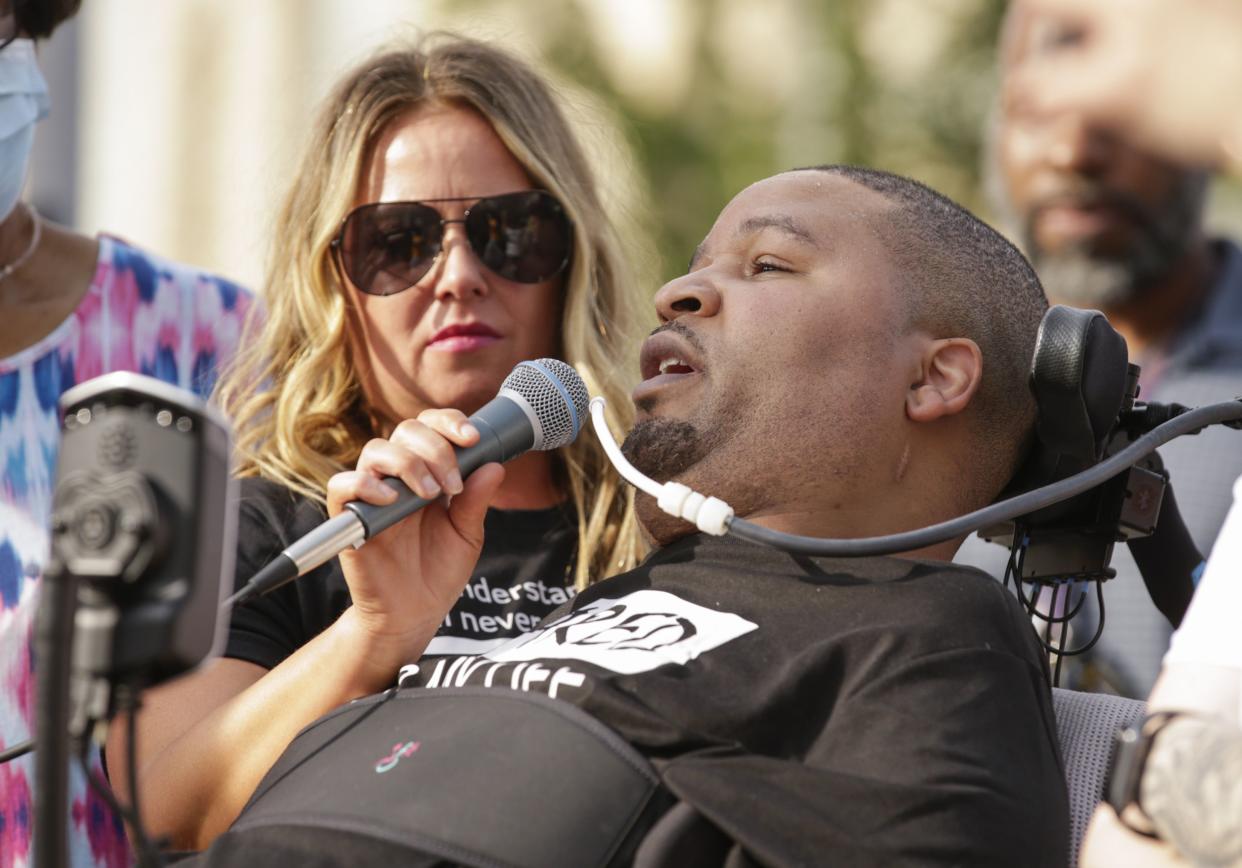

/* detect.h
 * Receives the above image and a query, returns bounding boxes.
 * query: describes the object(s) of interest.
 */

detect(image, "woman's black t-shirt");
[225,477,579,670]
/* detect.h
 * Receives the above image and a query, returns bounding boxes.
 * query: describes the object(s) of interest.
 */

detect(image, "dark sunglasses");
[331,190,573,297]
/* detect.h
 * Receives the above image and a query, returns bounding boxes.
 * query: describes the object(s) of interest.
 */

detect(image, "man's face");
[995,12,1207,308]
[623,172,916,543]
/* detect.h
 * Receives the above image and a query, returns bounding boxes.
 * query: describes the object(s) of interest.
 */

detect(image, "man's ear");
[906,338,983,423]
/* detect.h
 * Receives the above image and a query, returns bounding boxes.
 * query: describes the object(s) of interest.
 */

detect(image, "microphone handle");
[228,394,538,606]
[346,394,536,537]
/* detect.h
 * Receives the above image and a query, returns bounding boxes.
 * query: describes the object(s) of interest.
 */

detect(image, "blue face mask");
[0,39,50,220]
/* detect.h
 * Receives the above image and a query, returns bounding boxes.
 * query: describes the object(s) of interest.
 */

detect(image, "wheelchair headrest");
[1030,305,1130,464]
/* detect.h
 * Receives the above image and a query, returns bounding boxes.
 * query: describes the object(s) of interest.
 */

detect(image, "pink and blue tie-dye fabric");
[0,235,251,867]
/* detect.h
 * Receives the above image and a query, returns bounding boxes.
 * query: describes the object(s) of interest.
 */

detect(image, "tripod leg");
[34,565,78,868]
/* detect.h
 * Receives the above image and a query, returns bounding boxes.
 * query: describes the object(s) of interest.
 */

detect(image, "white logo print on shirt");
[405,590,758,688]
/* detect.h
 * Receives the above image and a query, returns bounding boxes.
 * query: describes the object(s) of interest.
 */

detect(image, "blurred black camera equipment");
[34,372,236,867]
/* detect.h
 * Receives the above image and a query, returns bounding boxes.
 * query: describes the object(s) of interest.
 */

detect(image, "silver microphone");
[226,359,588,607]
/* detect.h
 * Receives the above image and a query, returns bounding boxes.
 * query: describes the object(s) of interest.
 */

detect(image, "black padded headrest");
[1030,306,1129,463]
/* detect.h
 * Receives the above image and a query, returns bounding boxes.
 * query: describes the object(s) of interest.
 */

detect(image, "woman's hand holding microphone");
[325,408,505,682]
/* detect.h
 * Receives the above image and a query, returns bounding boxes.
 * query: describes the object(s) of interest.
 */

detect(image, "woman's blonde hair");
[215,33,652,586]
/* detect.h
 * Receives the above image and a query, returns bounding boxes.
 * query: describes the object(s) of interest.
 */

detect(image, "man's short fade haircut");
[797,164,1048,504]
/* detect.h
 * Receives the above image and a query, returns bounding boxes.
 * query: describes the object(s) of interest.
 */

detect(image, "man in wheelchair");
[135,166,1072,867]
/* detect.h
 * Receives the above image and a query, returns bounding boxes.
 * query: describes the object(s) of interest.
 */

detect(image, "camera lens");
[76,502,117,551]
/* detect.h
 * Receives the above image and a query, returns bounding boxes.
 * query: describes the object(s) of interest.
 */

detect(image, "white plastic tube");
[589,397,733,535]
[589,397,662,498]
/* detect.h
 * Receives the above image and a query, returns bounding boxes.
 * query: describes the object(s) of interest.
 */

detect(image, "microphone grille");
[501,359,589,450]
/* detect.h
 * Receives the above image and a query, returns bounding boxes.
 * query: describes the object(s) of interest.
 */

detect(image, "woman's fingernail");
[459,423,477,439]
[446,470,463,495]
[380,482,399,500]
[421,475,441,497]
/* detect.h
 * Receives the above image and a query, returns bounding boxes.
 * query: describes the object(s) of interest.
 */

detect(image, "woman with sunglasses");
[108,34,651,851]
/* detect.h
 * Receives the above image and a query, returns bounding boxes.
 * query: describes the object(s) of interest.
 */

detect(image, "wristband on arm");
[1105,710,1186,838]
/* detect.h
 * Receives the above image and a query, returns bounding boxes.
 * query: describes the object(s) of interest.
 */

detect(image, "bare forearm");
[133,608,428,850]
[1141,716,1242,866]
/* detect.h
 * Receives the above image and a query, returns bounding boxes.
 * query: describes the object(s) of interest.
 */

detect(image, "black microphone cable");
[0,739,33,763]
[590,397,1242,557]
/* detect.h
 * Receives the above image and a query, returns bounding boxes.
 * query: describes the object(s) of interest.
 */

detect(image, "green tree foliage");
[441,0,1008,282]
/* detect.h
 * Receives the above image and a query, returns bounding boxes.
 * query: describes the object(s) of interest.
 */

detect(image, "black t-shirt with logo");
[395,531,1069,867]
[226,477,579,669]
[226,484,1067,866]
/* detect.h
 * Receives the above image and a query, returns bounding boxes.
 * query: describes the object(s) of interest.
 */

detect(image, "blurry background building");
[27,0,1242,291]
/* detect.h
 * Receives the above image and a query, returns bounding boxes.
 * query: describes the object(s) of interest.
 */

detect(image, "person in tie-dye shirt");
[0,2,253,865]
